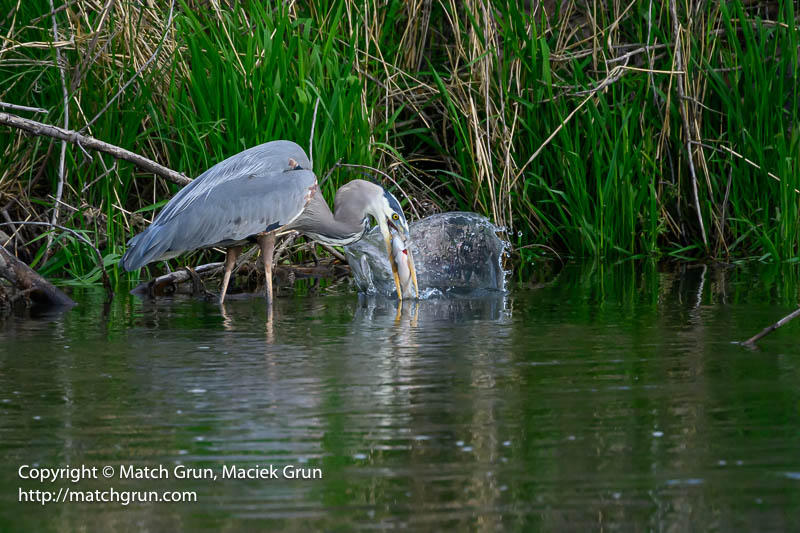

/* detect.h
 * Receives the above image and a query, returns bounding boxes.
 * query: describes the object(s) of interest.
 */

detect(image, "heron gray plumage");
[120,140,418,303]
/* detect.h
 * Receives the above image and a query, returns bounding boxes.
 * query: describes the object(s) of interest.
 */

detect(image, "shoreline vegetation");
[1,1,799,298]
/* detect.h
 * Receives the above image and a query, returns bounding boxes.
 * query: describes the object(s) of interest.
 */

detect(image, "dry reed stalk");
[46,0,69,256]
[670,0,707,248]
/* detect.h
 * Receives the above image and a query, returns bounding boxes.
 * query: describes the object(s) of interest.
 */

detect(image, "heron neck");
[287,193,368,246]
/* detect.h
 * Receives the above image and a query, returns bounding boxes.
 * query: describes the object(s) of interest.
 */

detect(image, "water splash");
[345,212,509,298]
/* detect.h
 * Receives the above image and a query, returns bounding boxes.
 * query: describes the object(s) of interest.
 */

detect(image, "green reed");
[0,1,798,282]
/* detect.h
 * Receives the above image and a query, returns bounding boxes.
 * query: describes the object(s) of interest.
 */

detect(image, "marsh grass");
[0,0,798,282]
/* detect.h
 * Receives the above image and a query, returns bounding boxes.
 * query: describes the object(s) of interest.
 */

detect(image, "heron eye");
[392,213,400,221]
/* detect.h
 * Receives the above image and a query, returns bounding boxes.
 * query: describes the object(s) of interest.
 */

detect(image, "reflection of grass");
[0,1,798,282]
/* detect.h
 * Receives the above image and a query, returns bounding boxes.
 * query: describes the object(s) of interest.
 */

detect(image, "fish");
[390,232,416,299]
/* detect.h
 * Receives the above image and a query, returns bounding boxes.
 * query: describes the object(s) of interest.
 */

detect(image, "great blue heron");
[119,140,418,303]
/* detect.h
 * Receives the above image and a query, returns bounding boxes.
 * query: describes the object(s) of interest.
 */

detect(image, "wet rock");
[345,212,508,297]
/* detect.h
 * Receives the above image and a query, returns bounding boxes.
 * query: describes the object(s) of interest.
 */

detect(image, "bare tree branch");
[743,307,800,346]
[0,101,48,114]
[0,111,191,185]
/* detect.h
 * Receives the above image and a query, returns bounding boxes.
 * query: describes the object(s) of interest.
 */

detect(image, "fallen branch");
[0,245,75,307]
[131,260,350,298]
[0,221,113,298]
[0,111,190,186]
[742,306,800,346]
[273,263,350,279]
[319,243,346,262]
[132,262,223,298]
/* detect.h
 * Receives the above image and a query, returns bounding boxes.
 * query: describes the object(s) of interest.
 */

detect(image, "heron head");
[378,188,411,239]
[365,187,419,300]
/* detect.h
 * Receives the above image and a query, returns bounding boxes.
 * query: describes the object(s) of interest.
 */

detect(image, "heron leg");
[258,233,276,305]
[219,246,242,304]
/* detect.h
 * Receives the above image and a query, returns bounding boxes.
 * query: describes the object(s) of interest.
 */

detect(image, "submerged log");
[131,260,350,298]
[131,262,224,298]
[0,245,75,307]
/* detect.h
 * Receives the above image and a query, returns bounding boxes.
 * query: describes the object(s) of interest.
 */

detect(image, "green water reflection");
[1,262,800,531]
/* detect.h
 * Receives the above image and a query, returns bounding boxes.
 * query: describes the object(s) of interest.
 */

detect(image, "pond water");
[1,262,800,531]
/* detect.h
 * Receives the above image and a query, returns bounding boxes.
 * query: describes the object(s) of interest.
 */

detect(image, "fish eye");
[392,213,400,221]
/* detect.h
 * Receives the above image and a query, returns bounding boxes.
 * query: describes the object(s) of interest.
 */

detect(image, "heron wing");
[120,141,316,270]
[157,168,317,249]
[154,140,312,224]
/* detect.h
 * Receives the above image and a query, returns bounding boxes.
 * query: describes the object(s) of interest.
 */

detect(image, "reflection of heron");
[120,140,418,303]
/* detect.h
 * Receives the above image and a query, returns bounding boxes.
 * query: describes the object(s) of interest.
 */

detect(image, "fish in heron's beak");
[383,223,419,300]
[377,187,419,300]
[391,232,416,299]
